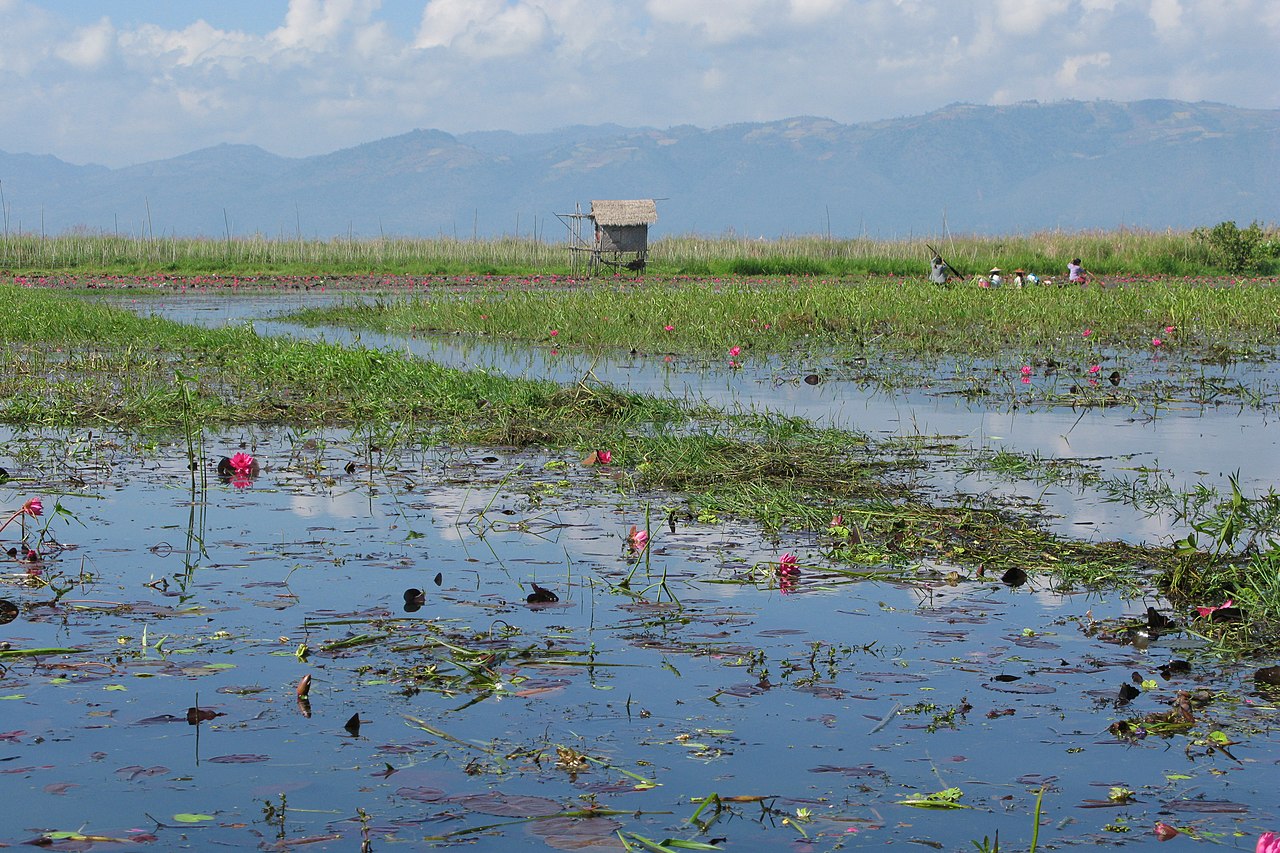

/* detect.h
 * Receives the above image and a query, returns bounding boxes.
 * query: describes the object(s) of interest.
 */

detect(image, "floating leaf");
[447,791,562,817]
[897,787,970,809]
[394,786,445,803]
[207,754,270,763]
[172,813,215,823]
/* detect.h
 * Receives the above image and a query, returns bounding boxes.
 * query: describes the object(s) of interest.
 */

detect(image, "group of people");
[929,253,1091,287]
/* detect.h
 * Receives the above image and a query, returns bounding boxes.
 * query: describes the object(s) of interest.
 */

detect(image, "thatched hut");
[590,199,657,257]
[558,198,658,274]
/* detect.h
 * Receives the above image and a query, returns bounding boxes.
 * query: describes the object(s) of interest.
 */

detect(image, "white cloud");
[994,0,1070,36]
[645,0,770,44]
[1147,0,1183,35]
[789,0,844,24]
[416,0,550,58]
[54,17,114,67]
[1055,51,1111,87]
[271,0,377,48]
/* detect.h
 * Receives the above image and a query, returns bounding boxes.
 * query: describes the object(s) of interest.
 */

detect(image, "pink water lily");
[627,526,649,553]
[778,553,800,577]
[1258,832,1280,853]
[1089,364,1101,374]
[1164,325,1176,334]
[596,450,612,465]
[22,497,42,517]
[829,514,844,528]
[228,452,256,476]
[1153,822,1178,841]
[729,346,741,357]
[549,329,559,337]
[1152,337,1163,347]
[664,324,674,331]
[1194,599,1234,618]
[1020,365,1033,376]
[1082,329,1092,337]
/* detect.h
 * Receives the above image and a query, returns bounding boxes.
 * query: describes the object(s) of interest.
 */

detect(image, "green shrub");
[1192,220,1274,273]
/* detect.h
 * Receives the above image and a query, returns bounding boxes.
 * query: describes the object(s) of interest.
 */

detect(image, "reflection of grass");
[290,276,1280,361]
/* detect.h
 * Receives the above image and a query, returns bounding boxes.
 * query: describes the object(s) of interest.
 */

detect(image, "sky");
[1,0,1277,168]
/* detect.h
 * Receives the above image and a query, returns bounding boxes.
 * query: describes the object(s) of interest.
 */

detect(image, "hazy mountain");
[1,99,1275,240]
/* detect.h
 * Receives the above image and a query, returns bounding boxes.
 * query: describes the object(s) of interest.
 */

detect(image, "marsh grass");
[3,227,1275,277]
[291,276,1280,360]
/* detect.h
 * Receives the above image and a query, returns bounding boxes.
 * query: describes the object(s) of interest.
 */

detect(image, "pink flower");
[729,346,741,357]
[778,553,800,577]
[1154,822,1179,842]
[1082,329,1092,337]
[627,526,649,553]
[228,452,256,476]
[1164,325,1176,334]
[1152,338,1162,347]
[1020,365,1032,376]
[1089,364,1101,374]
[22,497,43,517]
[664,325,675,331]
[1194,599,1234,618]
[1258,832,1280,853]
[830,514,843,528]
[597,450,612,465]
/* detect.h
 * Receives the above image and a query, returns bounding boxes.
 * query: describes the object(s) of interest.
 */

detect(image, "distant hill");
[0,99,1275,240]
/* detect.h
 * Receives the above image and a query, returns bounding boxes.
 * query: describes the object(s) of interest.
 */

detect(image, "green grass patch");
[289,276,1280,360]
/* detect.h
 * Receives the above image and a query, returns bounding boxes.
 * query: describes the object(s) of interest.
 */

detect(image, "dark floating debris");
[1254,666,1280,687]
[803,373,820,385]
[186,706,222,725]
[1109,370,1121,386]
[1146,607,1173,631]
[1118,682,1141,705]
[403,588,426,613]
[344,713,362,737]
[1159,660,1191,679]
[433,572,443,587]
[1000,567,1028,587]
[526,582,559,604]
[0,598,18,625]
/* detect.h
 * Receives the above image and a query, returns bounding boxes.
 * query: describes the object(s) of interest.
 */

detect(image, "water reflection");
[104,292,1280,545]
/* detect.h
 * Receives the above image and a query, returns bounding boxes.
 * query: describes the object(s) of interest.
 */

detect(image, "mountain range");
[1,99,1275,241]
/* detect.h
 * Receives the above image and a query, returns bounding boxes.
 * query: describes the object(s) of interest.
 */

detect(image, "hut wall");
[598,224,648,253]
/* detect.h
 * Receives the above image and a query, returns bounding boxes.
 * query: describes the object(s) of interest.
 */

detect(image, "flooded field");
[1,286,1277,850]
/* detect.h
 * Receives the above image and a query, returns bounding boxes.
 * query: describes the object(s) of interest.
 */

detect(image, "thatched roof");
[591,199,657,226]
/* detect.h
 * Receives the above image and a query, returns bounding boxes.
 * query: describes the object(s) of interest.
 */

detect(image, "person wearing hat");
[988,267,1002,287]
[1013,268,1027,288]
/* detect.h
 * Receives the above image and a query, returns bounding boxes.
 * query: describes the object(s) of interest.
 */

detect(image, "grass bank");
[291,275,1280,359]
[3,227,1276,277]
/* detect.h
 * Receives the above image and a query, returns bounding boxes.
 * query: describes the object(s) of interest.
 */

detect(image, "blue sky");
[3,0,1277,167]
